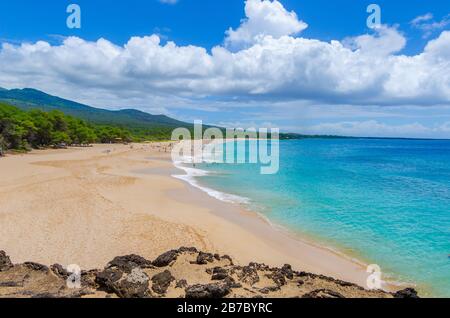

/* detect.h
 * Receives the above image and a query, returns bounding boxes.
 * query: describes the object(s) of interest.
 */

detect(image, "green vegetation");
[0,88,345,153]
[0,87,199,143]
[0,88,193,140]
[0,102,133,152]
[0,88,320,141]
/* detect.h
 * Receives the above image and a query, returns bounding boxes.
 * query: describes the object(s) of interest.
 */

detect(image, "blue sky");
[1,0,448,53]
[0,0,450,138]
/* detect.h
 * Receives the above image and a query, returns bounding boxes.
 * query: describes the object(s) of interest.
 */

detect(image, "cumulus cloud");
[343,25,406,56]
[224,0,308,49]
[0,0,449,114]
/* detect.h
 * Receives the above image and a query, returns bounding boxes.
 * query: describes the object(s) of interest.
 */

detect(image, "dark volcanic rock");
[185,283,231,299]
[95,268,123,291]
[51,264,69,279]
[302,289,345,299]
[153,250,178,267]
[178,247,198,253]
[114,270,150,298]
[23,262,49,273]
[393,288,419,299]
[0,251,13,272]
[196,252,214,265]
[281,264,294,280]
[259,286,280,295]
[211,267,228,281]
[238,265,260,286]
[96,268,150,298]
[107,255,153,273]
[267,271,286,287]
[295,271,362,290]
[151,270,175,295]
[0,248,416,299]
[81,270,100,289]
[224,276,242,289]
[31,293,59,298]
[266,264,294,287]
[176,279,188,289]
[251,262,271,271]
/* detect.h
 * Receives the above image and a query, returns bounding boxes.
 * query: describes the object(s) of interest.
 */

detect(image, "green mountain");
[0,87,337,141]
[0,88,189,130]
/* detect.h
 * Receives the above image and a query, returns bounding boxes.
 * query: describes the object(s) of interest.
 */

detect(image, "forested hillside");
[0,103,134,152]
[0,88,193,140]
[0,88,330,150]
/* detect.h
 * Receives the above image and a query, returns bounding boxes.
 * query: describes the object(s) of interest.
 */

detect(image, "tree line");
[0,102,133,152]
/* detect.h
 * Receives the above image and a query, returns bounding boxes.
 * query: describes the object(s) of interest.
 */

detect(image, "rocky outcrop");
[237,264,260,286]
[0,251,13,272]
[152,250,179,267]
[195,252,215,265]
[151,270,175,295]
[302,289,345,298]
[393,288,420,299]
[0,248,420,299]
[211,267,229,281]
[23,262,49,273]
[106,255,153,273]
[96,267,150,298]
[185,283,231,299]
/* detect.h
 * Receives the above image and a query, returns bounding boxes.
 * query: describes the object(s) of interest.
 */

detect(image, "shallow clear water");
[193,138,450,297]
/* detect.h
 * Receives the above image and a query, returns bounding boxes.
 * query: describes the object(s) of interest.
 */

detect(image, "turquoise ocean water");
[184,139,450,297]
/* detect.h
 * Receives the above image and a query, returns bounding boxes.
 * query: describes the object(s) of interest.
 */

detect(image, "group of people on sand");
[149,142,175,153]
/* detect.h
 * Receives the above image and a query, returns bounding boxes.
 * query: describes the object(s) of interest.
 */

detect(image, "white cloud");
[158,0,178,5]
[0,1,449,114]
[224,0,308,49]
[343,25,406,56]
[411,13,450,38]
[411,13,434,26]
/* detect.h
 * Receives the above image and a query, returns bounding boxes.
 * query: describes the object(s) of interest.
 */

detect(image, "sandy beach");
[0,143,392,291]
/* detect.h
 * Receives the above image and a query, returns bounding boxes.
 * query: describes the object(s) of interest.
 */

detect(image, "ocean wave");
[172,160,250,205]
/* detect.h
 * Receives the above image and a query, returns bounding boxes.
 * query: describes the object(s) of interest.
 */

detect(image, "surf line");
[171,120,280,175]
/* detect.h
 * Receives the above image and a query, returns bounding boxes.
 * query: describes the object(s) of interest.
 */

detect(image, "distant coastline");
[2,87,448,144]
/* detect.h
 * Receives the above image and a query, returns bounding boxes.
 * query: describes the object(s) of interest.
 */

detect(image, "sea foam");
[172,159,250,205]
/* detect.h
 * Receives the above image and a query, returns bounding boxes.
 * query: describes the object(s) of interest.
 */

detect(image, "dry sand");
[0,143,394,291]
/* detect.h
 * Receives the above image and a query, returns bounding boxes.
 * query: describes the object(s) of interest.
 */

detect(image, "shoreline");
[167,160,409,293]
[168,139,412,292]
[151,139,410,293]
[0,143,412,295]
